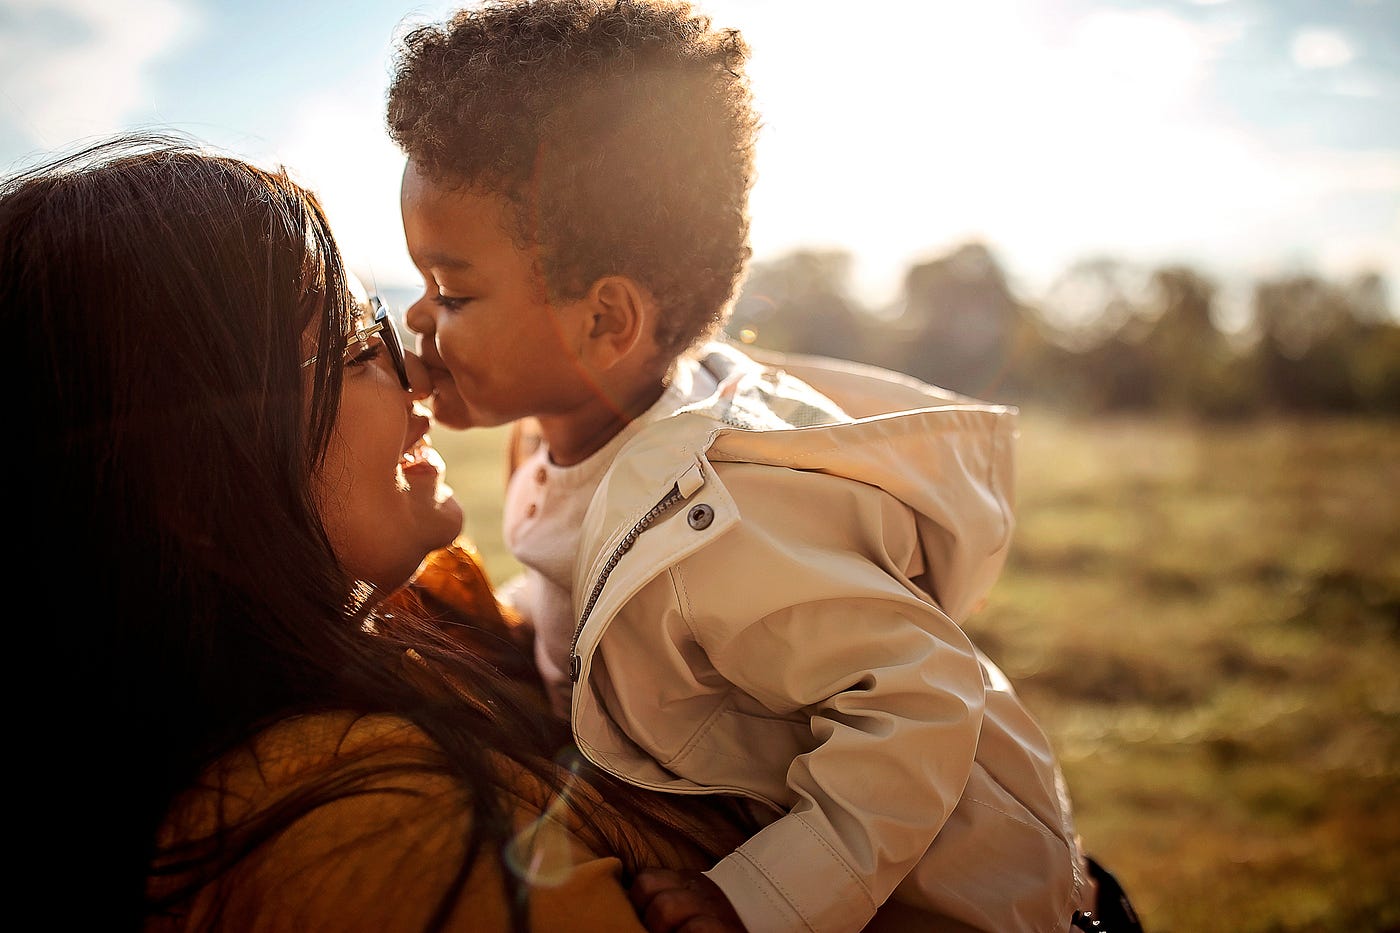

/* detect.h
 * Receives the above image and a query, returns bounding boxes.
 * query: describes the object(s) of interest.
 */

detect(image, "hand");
[629,868,747,933]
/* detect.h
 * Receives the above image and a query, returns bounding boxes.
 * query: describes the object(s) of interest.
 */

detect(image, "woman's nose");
[404,351,433,401]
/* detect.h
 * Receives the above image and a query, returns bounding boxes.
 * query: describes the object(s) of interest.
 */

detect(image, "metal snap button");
[687,503,715,530]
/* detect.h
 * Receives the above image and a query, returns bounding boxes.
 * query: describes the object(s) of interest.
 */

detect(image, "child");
[388,2,1115,930]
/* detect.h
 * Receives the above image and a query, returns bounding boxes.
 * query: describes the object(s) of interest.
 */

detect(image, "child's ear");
[580,275,654,370]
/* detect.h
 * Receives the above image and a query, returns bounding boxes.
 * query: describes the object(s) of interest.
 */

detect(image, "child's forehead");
[404,172,523,252]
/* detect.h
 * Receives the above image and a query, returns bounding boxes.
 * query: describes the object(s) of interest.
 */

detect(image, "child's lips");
[423,378,472,429]
[425,363,456,393]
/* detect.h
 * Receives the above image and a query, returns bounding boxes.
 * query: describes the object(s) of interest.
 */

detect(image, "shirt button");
[526,503,538,518]
[535,467,547,484]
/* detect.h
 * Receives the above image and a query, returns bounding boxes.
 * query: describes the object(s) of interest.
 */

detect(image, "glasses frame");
[302,296,410,391]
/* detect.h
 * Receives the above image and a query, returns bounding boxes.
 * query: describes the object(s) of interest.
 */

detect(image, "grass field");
[430,413,1400,933]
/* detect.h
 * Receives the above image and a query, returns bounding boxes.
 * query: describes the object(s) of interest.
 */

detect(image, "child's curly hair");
[387,0,760,358]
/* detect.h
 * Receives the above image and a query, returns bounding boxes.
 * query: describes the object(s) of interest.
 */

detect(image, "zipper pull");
[569,653,581,683]
[677,461,704,497]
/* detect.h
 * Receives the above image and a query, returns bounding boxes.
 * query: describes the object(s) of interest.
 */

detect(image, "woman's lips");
[401,440,454,504]
[399,438,445,477]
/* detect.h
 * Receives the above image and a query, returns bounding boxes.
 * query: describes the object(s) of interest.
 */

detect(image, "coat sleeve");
[676,469,990,933]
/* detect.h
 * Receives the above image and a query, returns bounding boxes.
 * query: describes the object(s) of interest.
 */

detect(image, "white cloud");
[0,0,194,148]
[1291,28,1355,70]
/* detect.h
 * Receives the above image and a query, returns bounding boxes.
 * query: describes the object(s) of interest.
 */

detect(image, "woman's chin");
[394,470,462,553]
[432,494,466,542]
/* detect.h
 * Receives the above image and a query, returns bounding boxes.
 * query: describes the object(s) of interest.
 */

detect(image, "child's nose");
[404,296,435,338]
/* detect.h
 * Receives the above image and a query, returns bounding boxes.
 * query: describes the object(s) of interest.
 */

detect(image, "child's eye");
[345,339,385,370]
[433,294,469,310]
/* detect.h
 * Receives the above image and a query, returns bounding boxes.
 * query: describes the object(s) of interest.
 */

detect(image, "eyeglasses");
[301,296,410,391]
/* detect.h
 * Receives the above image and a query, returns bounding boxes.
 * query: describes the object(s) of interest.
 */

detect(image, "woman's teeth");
[399,439,445,473]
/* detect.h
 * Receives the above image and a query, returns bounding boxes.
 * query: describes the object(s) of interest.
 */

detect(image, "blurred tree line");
[726,243,1400,418]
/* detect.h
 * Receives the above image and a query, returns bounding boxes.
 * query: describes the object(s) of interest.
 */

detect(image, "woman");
[12,134,750,932]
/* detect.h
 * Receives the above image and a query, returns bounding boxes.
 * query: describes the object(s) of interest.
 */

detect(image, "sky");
[2,0,1397,322]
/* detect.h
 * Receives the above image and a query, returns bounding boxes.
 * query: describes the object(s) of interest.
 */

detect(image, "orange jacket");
[147,546,735,932]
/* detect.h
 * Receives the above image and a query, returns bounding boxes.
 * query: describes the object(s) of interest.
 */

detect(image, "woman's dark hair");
[11,134,738,931]
[387,0,760,358]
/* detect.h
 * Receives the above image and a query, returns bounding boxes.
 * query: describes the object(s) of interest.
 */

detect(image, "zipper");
[568,482,685,682]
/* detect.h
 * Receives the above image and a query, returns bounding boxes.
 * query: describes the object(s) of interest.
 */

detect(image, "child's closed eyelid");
[433,293,469,310]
